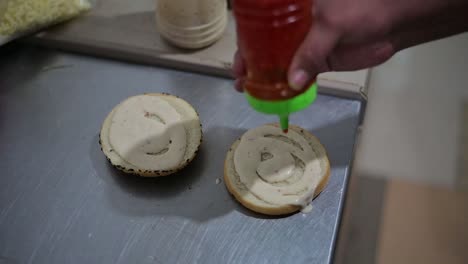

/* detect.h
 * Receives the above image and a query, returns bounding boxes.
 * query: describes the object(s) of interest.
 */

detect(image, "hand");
[233,0,468,91]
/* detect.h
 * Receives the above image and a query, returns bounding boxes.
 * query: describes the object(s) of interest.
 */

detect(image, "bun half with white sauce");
[224,124,330,215]
[100,93,202,177]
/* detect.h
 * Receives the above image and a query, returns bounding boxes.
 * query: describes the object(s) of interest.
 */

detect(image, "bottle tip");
[279,115,289,134]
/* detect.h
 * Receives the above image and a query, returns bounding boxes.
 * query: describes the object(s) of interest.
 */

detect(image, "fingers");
[234,78,245,92]
[288,24,340,90]
[233,50,246,77]
[233,50,246,92]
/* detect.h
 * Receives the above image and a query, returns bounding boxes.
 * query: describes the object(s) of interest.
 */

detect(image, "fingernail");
[290,70,309,90]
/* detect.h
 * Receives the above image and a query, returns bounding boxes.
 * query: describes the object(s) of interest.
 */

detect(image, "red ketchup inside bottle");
[233,0,314,101]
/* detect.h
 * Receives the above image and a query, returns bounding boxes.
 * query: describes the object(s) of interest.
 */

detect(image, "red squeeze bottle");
[233,0,317,132]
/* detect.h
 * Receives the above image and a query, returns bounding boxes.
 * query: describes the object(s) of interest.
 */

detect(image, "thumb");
[288,24,339,90]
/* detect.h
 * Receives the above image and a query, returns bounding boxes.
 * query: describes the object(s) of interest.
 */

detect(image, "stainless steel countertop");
[0,44,362,264]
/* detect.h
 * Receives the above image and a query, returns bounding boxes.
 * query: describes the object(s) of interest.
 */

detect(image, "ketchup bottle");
[233,0,317,132]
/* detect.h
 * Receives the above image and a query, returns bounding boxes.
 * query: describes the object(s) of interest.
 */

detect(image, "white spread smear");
[108,95,187,170]
[233,125,325,208]
[301,204,313,214]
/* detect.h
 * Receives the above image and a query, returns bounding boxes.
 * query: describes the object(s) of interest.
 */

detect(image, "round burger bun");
[99,93,202,177]
[224,124,330,215]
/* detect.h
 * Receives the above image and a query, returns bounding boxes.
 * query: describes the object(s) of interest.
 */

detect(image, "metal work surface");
[0,44,361,264]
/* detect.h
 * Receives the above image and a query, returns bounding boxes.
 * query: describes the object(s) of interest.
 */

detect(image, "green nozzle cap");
[245,83,318,131]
